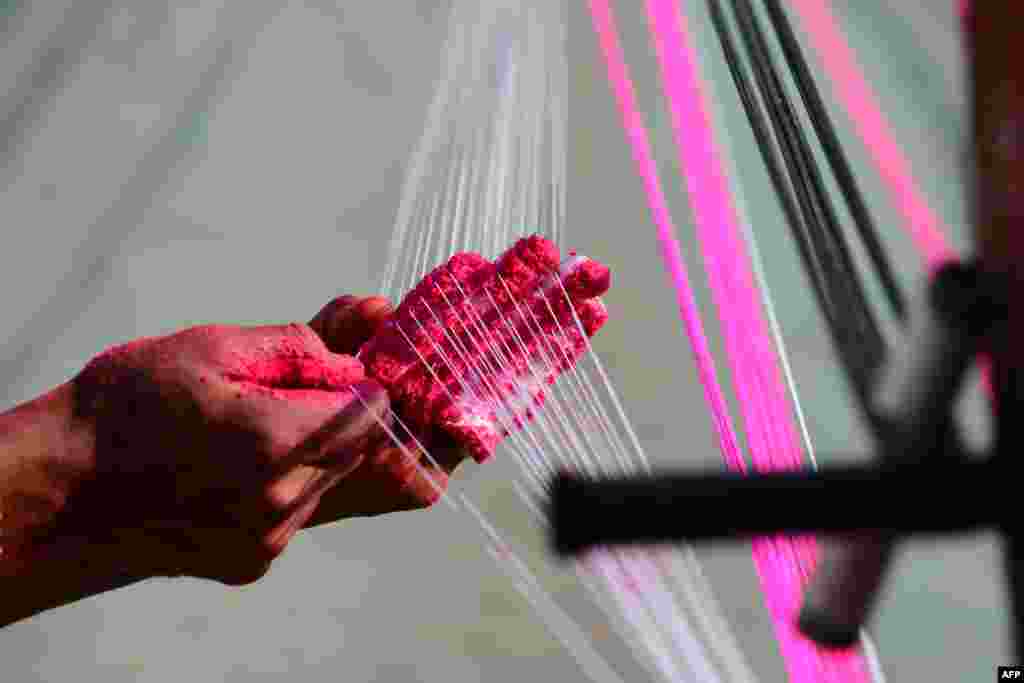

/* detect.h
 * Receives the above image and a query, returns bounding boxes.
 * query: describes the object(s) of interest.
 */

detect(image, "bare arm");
[0,295,469,627]
[0,383,148,626]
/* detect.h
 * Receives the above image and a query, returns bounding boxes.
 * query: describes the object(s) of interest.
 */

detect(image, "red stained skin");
[84,325,365,406]
[226,353,364,397]
[564,259,611,300]
[359,235,611,464]
[226,327,364,392]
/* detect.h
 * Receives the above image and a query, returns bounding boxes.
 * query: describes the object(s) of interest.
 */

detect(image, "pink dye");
[785,0,957,273]
[586,0,747,476]
[81,325,366,408]
[359,235,611,464]
[785,0,994,398]
[591,0,874,678]
[647,2,875,678]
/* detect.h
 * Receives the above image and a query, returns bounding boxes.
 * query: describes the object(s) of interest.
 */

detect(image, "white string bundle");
[379,0,566,301]
[372,1,759,681]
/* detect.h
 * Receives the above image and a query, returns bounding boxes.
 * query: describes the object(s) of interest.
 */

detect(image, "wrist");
[0,385,156,625]
[0,383,106,575]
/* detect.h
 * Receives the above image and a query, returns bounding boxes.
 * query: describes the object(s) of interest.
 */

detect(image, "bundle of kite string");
[343,0,966,677]
[367,1,759,682]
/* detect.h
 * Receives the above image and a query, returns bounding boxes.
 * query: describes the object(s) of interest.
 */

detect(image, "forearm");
[0,527,148,627]
[0,384,148,626]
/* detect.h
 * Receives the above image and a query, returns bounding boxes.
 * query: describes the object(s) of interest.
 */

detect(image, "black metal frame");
[550,261,1024,656]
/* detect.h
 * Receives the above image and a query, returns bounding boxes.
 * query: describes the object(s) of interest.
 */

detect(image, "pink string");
[785,0,994,398]
[643,1,872,679]
[588,0,873,679]
[785,0,957,273]
[586,0,746,475]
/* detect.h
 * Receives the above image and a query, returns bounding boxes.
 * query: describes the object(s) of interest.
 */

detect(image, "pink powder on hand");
[359,236,611,463]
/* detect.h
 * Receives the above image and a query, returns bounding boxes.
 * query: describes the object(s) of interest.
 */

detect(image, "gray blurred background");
[0,1,1001,681]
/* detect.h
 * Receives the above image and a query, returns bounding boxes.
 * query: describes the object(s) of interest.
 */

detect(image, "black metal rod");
[759,0,907,320]
[550,459,1004,556]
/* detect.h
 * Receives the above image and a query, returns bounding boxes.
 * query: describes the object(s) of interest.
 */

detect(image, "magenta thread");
[590,0,874,678]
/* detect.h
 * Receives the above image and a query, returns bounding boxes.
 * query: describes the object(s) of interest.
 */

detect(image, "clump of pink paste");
[359,235,611,463]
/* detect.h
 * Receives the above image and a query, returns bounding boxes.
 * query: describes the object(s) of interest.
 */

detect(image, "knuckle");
[216,559,274,587]
[405,492,438,512]
[263,480,299,516]
[261,532,290,561]
[261,322,328,357]
[241,420,299,464]
[328,295,360,310]
[288,322,325,349]
[313,296,359,329]
[397,463,448,511]
[415,482,445,509]
[183,323,225,340]
[356,296,394,323]
[262,430,301,462]
[211,538,281,587]
[179,323,237,360]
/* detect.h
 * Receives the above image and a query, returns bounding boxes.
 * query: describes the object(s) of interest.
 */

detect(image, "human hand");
[0,292,478,629]
[68,314,394,585]
[63,294,473,586]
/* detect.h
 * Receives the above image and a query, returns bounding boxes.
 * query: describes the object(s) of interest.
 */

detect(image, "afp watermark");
[1000,666,1024,679]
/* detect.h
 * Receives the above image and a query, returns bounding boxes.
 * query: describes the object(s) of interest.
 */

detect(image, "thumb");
[310,295,393,355]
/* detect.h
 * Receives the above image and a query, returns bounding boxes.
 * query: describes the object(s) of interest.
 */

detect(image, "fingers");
[263,463,362,554]
[259,379,389,529]
[302,441,472,527]
[309,295,393,355]
[225,376,389,473]
[304,444,448,524]
[274,379,391,471]
[266,459,365,514]
[425,437,473,475]
[209,323,393,536]
[213,320,389,463]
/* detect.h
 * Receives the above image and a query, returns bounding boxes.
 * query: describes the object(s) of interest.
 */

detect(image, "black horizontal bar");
[550,459,1007,556]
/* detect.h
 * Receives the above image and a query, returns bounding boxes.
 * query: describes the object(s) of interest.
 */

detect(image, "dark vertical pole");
[970,0,1024,661]
[994,366,1024,661]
